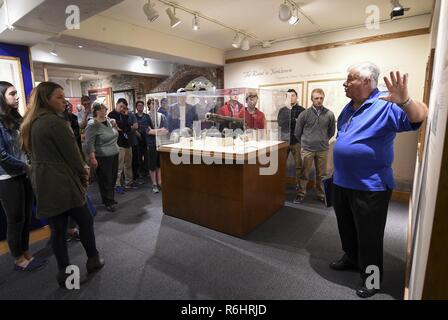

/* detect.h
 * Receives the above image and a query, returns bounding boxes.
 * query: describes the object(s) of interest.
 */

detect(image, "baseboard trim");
[0,226,51,256]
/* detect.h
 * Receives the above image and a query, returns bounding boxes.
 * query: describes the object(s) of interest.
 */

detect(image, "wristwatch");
[399,97,412,109]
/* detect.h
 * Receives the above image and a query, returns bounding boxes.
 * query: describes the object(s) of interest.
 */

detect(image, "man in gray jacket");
[294,88,335,203]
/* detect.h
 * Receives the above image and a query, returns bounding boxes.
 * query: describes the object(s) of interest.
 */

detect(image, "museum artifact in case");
[151,88,292,237]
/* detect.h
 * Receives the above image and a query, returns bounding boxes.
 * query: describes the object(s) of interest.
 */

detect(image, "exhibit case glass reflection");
[152,88,292,155]
[151,88,292,237]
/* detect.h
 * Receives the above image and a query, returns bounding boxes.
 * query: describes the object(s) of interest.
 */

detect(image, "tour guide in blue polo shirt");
[331,62,428,298]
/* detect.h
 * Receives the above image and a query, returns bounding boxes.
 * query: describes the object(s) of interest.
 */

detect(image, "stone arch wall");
[151,65,224,93]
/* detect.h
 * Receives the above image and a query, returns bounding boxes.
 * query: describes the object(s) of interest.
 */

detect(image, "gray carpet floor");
[0,180,408,300]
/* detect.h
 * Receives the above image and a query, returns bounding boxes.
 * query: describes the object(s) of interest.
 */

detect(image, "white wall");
[49,78,82,97]
[224,31,430,189]
[409,0,448,300]
[31,44,172,77]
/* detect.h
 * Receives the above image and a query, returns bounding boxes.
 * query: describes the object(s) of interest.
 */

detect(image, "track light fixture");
[240,37,250,51]
[143,0,159,22]
[192,14,199,31]
[390,0,407,19]
[50,45,58,57]
[391,0,403,11]
[279,1,301,25]
[142,57,149,67]
[288,7,299,25]
[232,33,242,48]
[278,2,292,22]
[166,7,182,28]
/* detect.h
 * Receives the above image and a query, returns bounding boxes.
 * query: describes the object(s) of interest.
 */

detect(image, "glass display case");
[150,88,292,155]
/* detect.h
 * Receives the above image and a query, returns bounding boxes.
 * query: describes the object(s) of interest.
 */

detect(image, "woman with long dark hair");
[20,82,104,287]
[0,81,47,271]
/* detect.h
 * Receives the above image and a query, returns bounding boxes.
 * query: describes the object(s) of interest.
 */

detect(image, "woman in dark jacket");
[0,81,47,271]
[20,82,104,287]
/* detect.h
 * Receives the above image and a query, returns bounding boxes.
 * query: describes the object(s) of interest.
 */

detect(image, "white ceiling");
[33,62,117,81]
[101,0,434,51]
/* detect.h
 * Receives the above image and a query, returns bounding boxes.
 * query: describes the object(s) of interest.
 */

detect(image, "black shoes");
[356,285,380,298]
[105,204,116,212]
[293,195,304,204]
[57,269,69,288]
[86,255,105,274]
[329,256,359,271]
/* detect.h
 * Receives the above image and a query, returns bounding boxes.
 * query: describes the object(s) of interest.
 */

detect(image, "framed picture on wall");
[66,97,81,114]
[0,56,27,115]
[306,78,349,120]
[88,87,113,112]
[259,81,304,105]
[113,89,136,111]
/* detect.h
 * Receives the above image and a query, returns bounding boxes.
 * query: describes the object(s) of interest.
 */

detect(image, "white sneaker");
[152,185,159,193]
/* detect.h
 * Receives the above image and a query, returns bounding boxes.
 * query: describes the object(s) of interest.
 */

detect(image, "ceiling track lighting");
[390,0,408,19]
[240,37,250,51]
[2,0,15,31]
[288,7,299,25]
[166,7,182,28]
[50,45,58,57]
[279,0,302,26]
[192,14,199,31]
[143,0,159,22]
[142,57,149,67]
[278,1,292,22]
[232,33,242,48]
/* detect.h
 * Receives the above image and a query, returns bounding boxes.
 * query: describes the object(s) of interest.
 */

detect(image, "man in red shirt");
[218,91,243,117]
[237,91,266,129]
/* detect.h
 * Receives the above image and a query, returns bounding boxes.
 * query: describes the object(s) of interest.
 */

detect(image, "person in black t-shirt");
[276,89,305,200]
[108,98,133,193]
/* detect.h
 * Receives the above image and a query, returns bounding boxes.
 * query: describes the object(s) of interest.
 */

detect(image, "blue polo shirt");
[333,88,421,191]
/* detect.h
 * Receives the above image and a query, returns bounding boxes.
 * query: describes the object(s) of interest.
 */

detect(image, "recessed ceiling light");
[77,45,83,48]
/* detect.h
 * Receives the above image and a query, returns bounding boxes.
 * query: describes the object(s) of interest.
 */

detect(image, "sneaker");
[157,185,162,191]
[152,185,159,193]
[293,195,304,204]
[106,204,116,212]
[317,195,326,203]
[124,182,138,189]
[115,186,125,194]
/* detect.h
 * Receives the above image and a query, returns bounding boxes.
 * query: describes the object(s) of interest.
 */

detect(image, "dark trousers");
[47,204,98,270]
[0,175,34,258]
[96,154,119,206]
[333,184,392,281]
[132,141,149,179]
